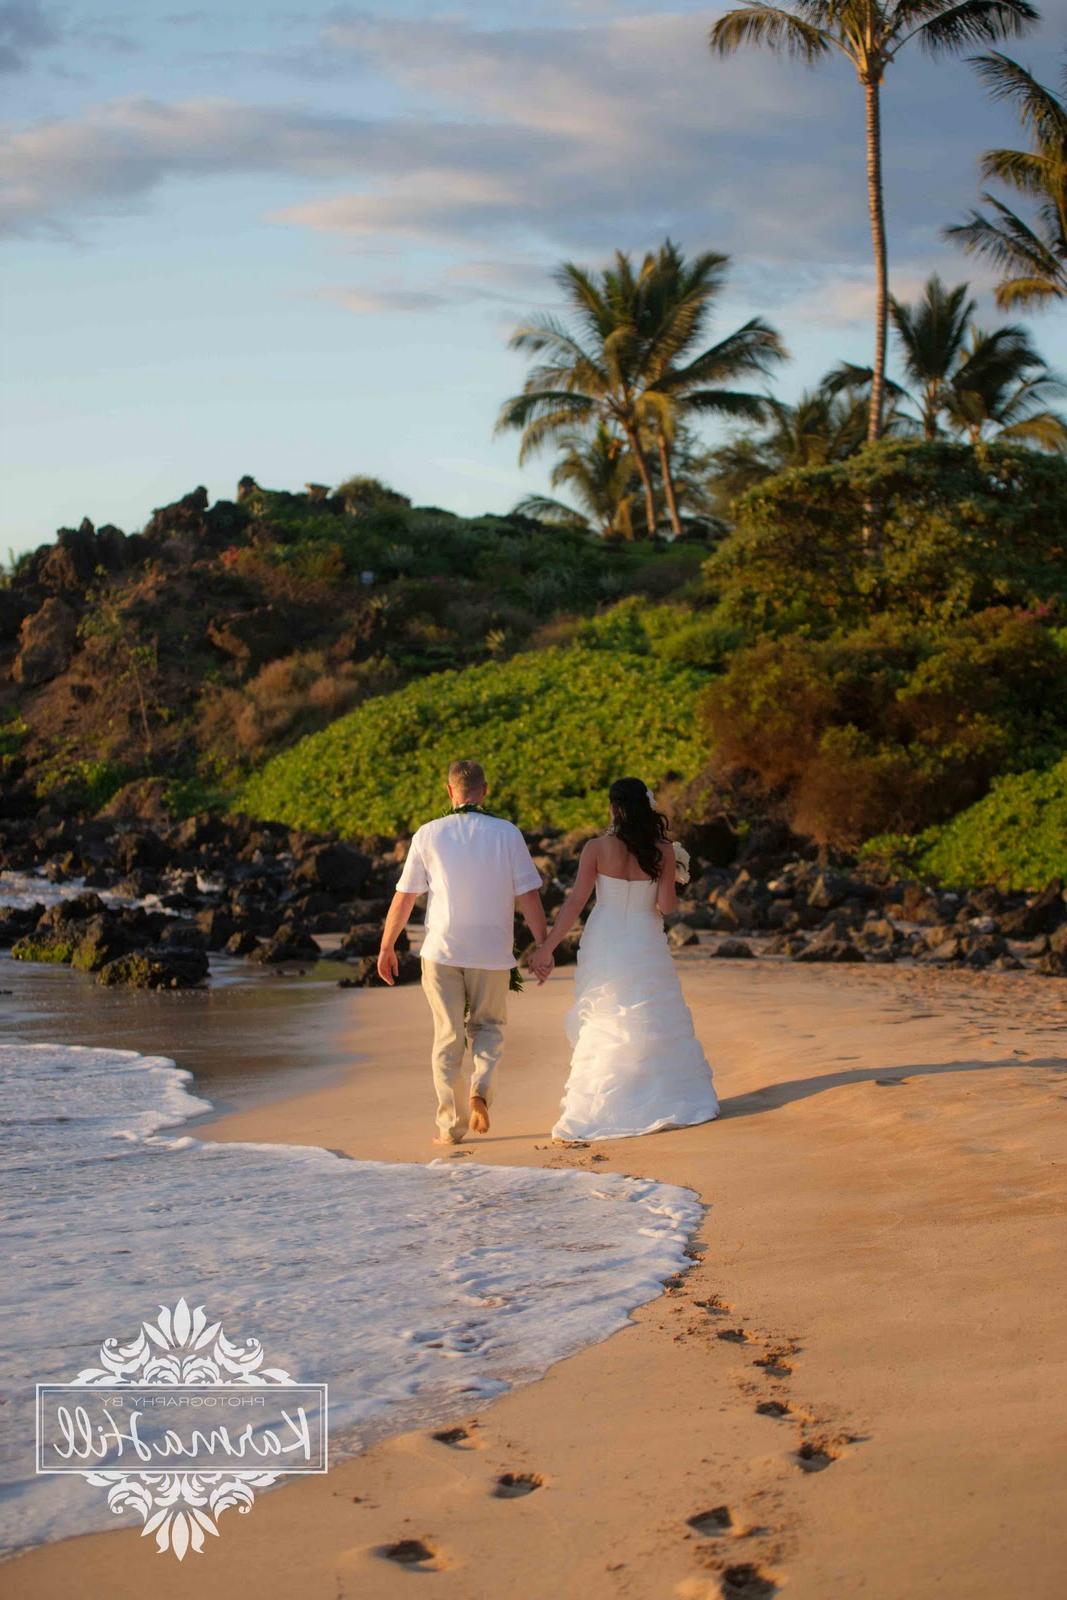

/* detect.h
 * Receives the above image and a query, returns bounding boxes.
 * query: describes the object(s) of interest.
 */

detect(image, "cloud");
[318,284,452,314]
[0,1,1052,331]
[0,0,56,73]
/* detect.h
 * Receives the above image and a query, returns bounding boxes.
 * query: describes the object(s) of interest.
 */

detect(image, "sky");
[2,0,1066,555]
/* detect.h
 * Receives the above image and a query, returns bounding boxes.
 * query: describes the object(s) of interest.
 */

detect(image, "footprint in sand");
[492,1471,544,1498]
[696,1295,732,1317]
[793,1438,838,1473]
[431,1425,477,1448]
[378,1538,441,1568]
[687,1505,736,1537]
[755,1400,791,1420]
[753,1345,796,1378]
[717,1328,750,1344]
[718,1563,779,1598]
[874,1076,908,1086]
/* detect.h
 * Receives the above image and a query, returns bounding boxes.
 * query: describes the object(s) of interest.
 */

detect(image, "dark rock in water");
[667,924,700,950]
[293,842,371,895]
[37,892,107,929]
[155,920,208,952]
[340,952,420,987]
[712,938,755,959]
[11,931,79,964]
[252,925,322,964]
[343,896,392,923]
[794,938,866,964]
[0,906,41,947]
[999,879,1066,939]
[195,907,237,950]
[13,596,78,686]
[225,928,261,957]
[337,922,408,960]
[97,946,208,989]
[70,914,143,973]
[114,831,171,874]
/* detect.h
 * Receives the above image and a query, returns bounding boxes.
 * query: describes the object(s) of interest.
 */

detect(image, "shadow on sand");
[718,1056,1067,1119]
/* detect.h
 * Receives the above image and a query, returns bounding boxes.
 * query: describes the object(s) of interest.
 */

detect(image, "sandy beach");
[7,954,1067,1600]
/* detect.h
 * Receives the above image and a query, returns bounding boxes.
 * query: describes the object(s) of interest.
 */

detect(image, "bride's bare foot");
[469,1096,490,1134]
[433,1133,465,1146]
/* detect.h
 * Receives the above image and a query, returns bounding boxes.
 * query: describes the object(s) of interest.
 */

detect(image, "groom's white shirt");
[396,811,543,969]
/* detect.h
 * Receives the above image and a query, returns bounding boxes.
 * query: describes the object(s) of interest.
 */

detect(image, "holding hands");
[527,943,554,984]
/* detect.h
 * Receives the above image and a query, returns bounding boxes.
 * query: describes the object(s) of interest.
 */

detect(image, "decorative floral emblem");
[50,1298,324,1560]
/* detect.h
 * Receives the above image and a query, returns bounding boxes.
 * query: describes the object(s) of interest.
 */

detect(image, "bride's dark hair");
[608,777,670,881]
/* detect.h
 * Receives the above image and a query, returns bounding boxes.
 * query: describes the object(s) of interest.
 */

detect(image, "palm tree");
[630,240,787,535]
[704,366,911,511]
[496,241,785,537]
[709,1,1040,445]
[943,324,1067,448]
[511,424,639,539]
[887,274,977,436]
[837,296,1067,447]
[946,50,1067,309]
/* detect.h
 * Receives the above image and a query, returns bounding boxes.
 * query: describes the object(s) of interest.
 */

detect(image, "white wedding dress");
[552,873,720,1141]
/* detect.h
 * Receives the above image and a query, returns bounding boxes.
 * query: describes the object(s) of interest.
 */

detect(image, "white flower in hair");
[672,840,691,885]
[645,787,655,806]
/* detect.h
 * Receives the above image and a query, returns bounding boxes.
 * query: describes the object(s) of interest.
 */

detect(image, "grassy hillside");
[238,646,708,836]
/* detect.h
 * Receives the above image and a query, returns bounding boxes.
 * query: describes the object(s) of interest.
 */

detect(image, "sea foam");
[0,1042,704,1555]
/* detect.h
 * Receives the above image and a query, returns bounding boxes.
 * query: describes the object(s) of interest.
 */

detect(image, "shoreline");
[6,957,1067,1599]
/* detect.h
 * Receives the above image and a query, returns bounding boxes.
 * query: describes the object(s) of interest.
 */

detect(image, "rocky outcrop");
[207,605,291,670]
[12,596,77,685]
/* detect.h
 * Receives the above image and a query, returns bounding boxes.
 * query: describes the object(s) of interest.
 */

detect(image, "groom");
[377,759,552,1145]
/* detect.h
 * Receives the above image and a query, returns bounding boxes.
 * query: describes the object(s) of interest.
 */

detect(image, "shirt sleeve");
[509,827,544,895]
[395,830,430,895]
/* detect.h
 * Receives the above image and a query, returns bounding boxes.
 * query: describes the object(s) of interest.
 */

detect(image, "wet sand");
[6,955,1067,1600]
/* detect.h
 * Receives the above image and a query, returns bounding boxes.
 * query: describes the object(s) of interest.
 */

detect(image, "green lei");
[443,802,525,990]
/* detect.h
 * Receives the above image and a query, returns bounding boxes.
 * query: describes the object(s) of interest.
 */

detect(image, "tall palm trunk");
[656,434,684,538]
[864,77,889,445]
[624,424,659,537]
[923,380,939,439]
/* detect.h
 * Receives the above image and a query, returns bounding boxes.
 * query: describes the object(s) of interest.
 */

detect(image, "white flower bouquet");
[672,840,691,886]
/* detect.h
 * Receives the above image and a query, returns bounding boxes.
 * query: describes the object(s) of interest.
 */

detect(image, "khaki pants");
[421,960,510,1141]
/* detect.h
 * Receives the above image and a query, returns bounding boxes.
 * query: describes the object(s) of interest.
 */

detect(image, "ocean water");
[0,1042,704,1556]
[0,869,220,913]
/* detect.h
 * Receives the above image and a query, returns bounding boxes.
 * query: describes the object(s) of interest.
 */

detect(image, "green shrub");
[707,439,1067,635]
[35,757,132,811]
[915,756,1067,889]
[705,610,1067,846]
[238,646,708,836]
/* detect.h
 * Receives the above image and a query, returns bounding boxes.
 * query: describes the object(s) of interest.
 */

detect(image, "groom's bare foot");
[469,1096,490,1134]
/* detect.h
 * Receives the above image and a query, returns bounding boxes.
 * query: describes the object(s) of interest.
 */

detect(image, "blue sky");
[2,0,1066,554]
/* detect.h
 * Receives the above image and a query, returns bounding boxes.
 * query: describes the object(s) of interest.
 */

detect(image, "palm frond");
[903,1,1039,59]
[709,3,832,61]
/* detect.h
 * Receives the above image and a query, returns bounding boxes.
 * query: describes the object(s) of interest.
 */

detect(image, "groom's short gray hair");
[448,758,486,796]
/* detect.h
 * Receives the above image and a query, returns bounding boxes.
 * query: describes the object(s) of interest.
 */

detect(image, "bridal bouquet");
[672,841,691,886]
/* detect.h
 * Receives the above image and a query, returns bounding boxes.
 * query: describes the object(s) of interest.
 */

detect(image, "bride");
[530,778,720,1140]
